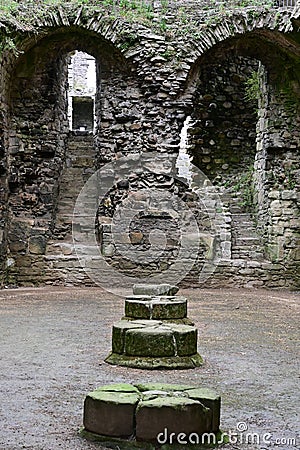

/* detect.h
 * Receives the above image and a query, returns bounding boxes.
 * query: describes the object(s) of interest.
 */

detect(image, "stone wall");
[0,1,299,288]
[187,55,258,181]
[254,65,300,280]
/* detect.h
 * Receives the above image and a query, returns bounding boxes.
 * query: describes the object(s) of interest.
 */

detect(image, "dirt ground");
[0,287,299,450]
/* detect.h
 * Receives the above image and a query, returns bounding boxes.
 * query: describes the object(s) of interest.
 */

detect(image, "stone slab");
[83,389,140,437]
[104,352,203,369]
[132,284,179,296]
[136,397,212,441]
[125,327,175,357]
[125,296,187,320]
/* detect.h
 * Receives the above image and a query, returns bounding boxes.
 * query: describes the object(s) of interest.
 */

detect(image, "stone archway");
[182,28,300,286]
[3,26,138,285]
[0,2,299,288]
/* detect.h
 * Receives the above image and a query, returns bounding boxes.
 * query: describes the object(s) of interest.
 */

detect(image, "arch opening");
[182,33,300,282]
[2,27,134,286]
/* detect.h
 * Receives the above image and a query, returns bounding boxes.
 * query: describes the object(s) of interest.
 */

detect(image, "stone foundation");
[105,284,203,369]
[82,383,221,447]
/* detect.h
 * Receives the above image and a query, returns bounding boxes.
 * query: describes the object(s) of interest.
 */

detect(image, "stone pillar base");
[82,383,221,447]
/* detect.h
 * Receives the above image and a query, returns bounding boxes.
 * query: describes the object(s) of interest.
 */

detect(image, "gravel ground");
[0,287,299,450]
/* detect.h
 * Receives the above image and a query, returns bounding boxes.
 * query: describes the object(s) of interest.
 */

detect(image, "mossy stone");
[125,296,187,320]
[171,324,198,356]
[84,390,140,437]
[136,383,193,392]
[136,396,212,441]
[187,388,221,432]
[93,383,140,393]
[151,297,187,319]
[87,391,140,404]
[125,327,175,357]
[112,320,144,354]
[125,299,151,319]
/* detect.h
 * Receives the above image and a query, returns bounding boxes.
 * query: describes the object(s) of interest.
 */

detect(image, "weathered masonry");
[0,1,299,288]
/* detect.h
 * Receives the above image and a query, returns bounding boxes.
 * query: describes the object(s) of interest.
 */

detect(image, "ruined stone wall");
[5,45,69,284]
[0,105,6,285]
[0,48,16,285]
[0,1,299,288]
[187,56,258,182]
[254,67,300,280]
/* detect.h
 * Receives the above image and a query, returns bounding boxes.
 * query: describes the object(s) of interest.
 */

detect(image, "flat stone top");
[115,319,196,333]
[88,390,140,404]
[132,284,179,296]
[126,296,187,304]
[87,383,220,403]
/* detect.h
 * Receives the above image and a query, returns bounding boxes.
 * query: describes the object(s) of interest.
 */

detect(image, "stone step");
[234,237,261,245]
[112,319,197,357]
[125,296,187,320]
[231,251,265,260]
[106,319,203,368]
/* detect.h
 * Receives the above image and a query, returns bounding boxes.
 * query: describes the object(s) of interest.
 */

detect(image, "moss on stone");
[136,383,193,392]
[92,383,140,393]
[137,396,204,410]
[186,387,220,401]
[87,390,140,405]
[105,352,203,369]
[125,327,175,357]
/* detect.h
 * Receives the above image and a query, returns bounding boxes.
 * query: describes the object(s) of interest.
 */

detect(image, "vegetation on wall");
[0,0,293,61]
[244,70,261,105]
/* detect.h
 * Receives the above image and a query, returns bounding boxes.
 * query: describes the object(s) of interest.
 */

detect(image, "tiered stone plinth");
[82,383,221,447]
[105,284,203,369]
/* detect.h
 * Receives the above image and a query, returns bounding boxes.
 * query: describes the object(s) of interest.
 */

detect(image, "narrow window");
[67,51,96,132]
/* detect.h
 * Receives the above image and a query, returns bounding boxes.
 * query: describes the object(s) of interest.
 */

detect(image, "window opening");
[67,51,96,132]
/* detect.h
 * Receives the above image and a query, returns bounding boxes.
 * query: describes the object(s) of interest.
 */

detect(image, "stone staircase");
[48,132,96,249]
[231,212,265,261]
[44,133,97,284]
[222,190,265,261]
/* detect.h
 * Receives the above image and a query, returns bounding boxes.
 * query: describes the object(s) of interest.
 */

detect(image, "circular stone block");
[82,383,221,446]
[105,319,202,369]
[125,296,187,320]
